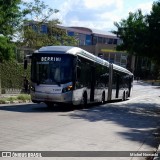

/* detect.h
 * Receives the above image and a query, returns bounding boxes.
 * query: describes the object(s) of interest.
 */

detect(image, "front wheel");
[101,92,105,104]
[122,92,126,101]
[82,92,87,108]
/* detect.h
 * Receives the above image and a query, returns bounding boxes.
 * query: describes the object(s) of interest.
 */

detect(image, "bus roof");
[35,46,132,75]
[36,46,109,67]
[38,46,75,53]
[113,63,133,75]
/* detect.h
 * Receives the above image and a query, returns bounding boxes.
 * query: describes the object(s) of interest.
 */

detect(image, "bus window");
[77,66,81,80]
[32,54,74,85]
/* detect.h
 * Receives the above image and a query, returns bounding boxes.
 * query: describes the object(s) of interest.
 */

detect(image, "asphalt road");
[0,81,160,160]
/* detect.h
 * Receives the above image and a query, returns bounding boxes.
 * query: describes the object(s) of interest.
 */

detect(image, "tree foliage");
[0,0,21,37]
[146,1,160,64]
[18,0,77,49]
[0,0,77,62]
[22,0,59,23]
[113,10,148,56]
[0,36,15,62]
[113,1,160,66]
[0,60,30,89]
[21,21,77,49]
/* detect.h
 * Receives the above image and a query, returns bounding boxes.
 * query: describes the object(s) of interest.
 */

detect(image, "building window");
[85,35,91,45]
[98,37,103,43]
[108,38,113,44]
[113,39,118,44]
[67,31,74,36]
[93,36,97,45]
[102,38,106,44]
[41,25,47,33]
[32,25,38,32]
[78,34,86,45]
[104,38,109,44]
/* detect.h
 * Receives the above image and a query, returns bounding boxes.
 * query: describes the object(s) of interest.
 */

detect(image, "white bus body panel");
[31,82,73,104]
[30,46,133,105]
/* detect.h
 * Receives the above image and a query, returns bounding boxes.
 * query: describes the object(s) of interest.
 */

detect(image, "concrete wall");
[79,45,96,54]
[79,44,116,55]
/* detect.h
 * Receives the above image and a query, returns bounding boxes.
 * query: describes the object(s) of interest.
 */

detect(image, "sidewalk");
[137,80,160,160]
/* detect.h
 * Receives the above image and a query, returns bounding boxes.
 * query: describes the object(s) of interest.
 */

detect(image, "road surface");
[0,81,160,160]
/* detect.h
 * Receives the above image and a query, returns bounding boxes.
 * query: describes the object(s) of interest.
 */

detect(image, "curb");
[0,94,31,104]
[0,100,31,104]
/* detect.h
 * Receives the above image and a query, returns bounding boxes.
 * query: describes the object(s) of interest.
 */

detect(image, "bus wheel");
[126,91,129,99]
[101,92,105,104]
[122,92,126,101]
[82,92,87,108]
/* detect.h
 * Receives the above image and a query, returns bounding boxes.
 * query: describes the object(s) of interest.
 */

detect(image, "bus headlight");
[62,85,73,93]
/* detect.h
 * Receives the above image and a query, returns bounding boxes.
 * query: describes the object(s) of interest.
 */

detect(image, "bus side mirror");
[24,59,28,70]
[24,54,32,70]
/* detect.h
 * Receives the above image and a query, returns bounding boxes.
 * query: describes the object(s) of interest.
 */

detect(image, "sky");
[23,0,157,32]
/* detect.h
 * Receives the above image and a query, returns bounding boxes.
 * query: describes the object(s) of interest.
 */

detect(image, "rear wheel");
[82,92,87,108]
[122,91,126,101]
[101,92,105,104]
[126,91,129,99]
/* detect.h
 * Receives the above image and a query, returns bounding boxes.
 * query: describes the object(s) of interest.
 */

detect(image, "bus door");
[90,66,95,102]
[115,74,120,98]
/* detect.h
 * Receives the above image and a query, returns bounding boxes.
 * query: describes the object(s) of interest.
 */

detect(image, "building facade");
[62,26,133,70]
[23,21,157,79]
[24,22,135,72]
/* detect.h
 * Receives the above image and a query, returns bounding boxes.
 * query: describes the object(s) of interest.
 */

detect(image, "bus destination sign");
[41,57,61,62]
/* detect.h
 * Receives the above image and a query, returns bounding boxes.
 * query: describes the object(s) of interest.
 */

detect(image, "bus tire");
[82,92,87,108]
[101,92,105,104]
[122,91,126,101]
[126,91,129,99]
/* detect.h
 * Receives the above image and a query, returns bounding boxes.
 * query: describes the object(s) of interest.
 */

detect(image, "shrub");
[17,94,31,101]
[0,99,6,104]
[7,97,17,103]
[0,60,31,90]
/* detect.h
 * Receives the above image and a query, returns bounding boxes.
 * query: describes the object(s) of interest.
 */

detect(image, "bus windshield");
[31,54,74,85]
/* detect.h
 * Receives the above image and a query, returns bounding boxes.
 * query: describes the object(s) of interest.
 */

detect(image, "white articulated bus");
[24,46,133,108]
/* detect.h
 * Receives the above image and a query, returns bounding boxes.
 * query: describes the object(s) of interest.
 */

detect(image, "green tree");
[147,1,160,65]
[113,10,148,57]
[0,36,15,62]
[0,0,22,62]
[46,21,78,46]
[113,1,160,65]
[18,0,77,49]
[0,0,22,37]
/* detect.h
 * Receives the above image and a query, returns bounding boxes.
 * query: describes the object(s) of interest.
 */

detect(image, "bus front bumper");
[31,91,73,104]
